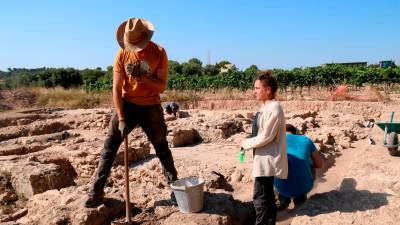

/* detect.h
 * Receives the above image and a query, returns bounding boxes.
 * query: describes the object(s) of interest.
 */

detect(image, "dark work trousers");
[253,176,277,225]
[89,100,178,196]
[252,112,277,224]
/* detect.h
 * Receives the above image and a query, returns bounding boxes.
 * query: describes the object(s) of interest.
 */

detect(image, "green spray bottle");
[239,147,245,163]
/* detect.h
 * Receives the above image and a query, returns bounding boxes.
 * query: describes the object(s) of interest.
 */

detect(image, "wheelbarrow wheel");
[388,148,398,156]
[387,132,398,156]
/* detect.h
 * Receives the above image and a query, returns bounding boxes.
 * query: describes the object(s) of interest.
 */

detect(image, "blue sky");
[1,0,399,71]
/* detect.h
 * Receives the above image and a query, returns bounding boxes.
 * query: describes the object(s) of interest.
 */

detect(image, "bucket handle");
[170,184,186,191]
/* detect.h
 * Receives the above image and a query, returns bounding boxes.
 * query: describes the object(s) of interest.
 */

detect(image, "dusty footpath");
[0,100,399,225]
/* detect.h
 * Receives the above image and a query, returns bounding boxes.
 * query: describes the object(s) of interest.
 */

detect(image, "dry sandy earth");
[0,99,399,225]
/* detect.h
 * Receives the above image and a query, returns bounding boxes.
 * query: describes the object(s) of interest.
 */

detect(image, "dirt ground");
[0,99,399,225]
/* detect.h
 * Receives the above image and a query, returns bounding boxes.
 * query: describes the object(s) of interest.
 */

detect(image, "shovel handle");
[124,137,132,224]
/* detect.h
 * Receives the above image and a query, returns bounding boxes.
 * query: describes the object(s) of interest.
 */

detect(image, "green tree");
[81,69,106,91]
[215,60,231,70]
[244,65,259,77]
[181,58,203,76]
[203,64,219,76]
[168,60,182,75]
[302,67,317,94]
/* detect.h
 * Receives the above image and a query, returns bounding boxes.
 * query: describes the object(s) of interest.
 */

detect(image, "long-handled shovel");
[112,136,132,225]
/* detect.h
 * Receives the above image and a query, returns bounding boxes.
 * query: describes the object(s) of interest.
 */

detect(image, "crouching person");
[164,102,180,118]
[274,124,324,210]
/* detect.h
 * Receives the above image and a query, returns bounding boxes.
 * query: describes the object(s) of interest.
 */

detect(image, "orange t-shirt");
[113,41,168,105]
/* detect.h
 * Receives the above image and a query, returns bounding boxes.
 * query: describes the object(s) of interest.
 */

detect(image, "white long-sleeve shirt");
[241,100,288,178]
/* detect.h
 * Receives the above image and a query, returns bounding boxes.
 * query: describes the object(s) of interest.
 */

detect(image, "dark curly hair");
[285,124,297,134]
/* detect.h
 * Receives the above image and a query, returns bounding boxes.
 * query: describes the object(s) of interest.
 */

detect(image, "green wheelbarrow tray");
[376,112,400,156]
[376,122,400,134]
[376,122,400,152]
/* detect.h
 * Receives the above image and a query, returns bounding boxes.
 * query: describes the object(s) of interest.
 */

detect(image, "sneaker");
[277,195,290,211]
[277,201,289,211]
[293,195,307,207]
[83,192,105,208]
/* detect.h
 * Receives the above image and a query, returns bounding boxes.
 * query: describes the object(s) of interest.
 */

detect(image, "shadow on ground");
[153,191,255,225]
[284,178,390,218]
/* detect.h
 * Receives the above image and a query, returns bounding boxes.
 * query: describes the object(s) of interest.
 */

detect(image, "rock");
[331,113,339,118]
[392,181,400,194]
[230,170,244,182]
[291,111,318,119]
[0,191,17,204]
[286,117,308,134]
[338,137,352,149]
[343,129,358,142]
[322,132,336,145]
[17,187,125,225]
[165,115,176,121]
[0,207,27,223]
[241,118,252,124]
[217,120,244,139]
[368,136,376,145]
[73,137,85,144]
[234,113,244,118]
[17,118,33,126]
[0,143,50,156]
[162,213,229,225]
[304,117,315,124]
[9,161,76,198]
[82,121,90,129]
[11,208,28,220]
[178,111,190,118]
[0,120,69,142]
[167,129,203,147]
[0,215,13,223]
[114,144,151,166]
[246,112,255,119]
[29,121,72,136]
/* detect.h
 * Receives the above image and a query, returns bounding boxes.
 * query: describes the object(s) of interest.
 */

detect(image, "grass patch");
[2,85,396,111]
[161,88,255,109]
[162,88,253,101]
[161,89,203,103]
[35,87,112,109]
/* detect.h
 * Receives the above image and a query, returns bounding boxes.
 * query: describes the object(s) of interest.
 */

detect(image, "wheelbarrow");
[376,112,400,156]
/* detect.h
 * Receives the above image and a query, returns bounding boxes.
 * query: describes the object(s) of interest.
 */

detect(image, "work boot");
[276,201,289,211]
[169,191,177,206]
[83,192,105,208]
[293,195,307,208]
[277,195,290,211]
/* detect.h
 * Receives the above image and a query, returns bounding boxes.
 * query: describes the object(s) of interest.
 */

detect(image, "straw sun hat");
[116,18,154,52]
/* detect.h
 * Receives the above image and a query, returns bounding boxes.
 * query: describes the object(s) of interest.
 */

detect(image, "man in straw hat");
[84,18,178,207]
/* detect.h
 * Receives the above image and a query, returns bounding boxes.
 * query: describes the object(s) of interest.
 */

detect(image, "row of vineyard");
[1,60,399,92]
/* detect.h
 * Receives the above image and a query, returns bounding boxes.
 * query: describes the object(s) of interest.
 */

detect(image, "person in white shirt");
[236,70,288,225]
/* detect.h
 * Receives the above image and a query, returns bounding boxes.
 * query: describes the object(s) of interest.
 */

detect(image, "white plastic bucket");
[170,176,205,213]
